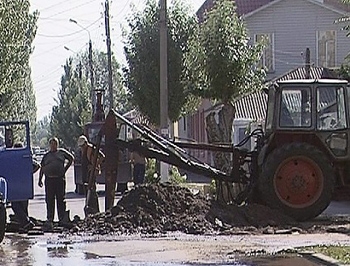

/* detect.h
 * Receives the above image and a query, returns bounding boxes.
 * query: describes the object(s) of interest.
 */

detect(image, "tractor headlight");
[326,133,347,156]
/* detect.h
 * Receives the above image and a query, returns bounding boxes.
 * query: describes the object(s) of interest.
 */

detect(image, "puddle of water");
[20,242,322,266]
[0,235,320,266]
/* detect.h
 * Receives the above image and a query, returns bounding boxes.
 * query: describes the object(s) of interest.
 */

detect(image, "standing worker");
[131,151,146,185]
[38,137,74,230]
[77,135,105,215]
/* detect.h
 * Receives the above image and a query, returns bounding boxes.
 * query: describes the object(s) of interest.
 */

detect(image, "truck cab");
[0,121,33,202]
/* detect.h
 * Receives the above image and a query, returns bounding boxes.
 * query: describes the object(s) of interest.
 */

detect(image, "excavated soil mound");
[75,183,297,236]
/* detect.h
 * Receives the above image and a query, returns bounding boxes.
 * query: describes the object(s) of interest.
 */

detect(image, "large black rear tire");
[0,202,6,243]
[259,142,334,221]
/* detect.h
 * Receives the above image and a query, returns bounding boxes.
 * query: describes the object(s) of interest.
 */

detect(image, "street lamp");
[69,18,95,116]
[64,46,76,53]
[69,19,91,40]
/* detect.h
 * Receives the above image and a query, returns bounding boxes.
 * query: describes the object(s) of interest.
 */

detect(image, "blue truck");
[0,121,34,242]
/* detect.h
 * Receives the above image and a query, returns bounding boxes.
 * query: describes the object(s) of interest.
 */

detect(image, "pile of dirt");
[74,183,298,236]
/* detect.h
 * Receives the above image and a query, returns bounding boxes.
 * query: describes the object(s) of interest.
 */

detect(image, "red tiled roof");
[196,0,350,21]
[196,0,275,21]
[324,0,350,12]
[235,0,275,16]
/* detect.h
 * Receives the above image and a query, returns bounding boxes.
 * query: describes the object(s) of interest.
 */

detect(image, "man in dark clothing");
[131,151,146,185]
[38,137,74,229]
[77,135,104,215]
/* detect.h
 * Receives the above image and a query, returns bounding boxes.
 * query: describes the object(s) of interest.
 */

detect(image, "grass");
[299,245,350,264]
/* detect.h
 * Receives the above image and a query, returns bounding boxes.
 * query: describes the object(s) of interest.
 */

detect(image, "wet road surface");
[0,234,327,266]
[1,167,348,265]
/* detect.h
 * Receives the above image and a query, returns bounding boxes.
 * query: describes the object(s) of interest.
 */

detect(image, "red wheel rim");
[274,156,324,208]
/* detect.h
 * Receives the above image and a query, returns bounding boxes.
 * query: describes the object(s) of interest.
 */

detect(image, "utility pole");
[88,40,94,98]
[104,0,117,212]
[160,0,168,135]
[305,47,311,79]
[105,0,114,110]
[159,0,169,182]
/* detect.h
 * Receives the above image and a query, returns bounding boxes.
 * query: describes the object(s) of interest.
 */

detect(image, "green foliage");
[0,1,38,125]
[77,50,132,114]
[184,0,266,103]
[144,158,160,183]
[50,49,130,149]
[168,166,187,184]
[144,160,186,184]
[123,0,200,125]
[337,63,350,81]
[32,116,51,148]
[301,245,350,264]
[50,59,92,149]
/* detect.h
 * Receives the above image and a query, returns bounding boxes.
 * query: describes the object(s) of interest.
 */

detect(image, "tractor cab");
[265,79,350,160]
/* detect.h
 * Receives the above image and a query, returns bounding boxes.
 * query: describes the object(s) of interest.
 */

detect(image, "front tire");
[259,142,334,221]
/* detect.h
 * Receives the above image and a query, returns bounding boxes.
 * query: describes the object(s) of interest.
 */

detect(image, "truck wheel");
[259,142,334,221]
[0,202,6,243]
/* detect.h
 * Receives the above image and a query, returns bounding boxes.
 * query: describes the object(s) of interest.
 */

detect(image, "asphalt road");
[10,166,113,222]
[3,166,350,265]
[14,165,350,223]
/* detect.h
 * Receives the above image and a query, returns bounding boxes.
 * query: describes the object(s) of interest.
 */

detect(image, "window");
[317,86,347,130]
[280,88,311,128]
[317,30,336,68]
[255,33,274,72]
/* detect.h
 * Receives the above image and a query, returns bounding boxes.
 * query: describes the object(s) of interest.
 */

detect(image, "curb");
[299,251,345,266]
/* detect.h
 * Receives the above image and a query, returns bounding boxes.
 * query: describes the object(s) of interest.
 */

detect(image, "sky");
[29,0,205,120]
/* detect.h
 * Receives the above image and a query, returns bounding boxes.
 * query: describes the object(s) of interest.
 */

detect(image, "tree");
[50,49,129,148]
[184,0,266,199]
[50,59,92,149]
[77,50,131,115]
[123,0,199,126]
[0,1,38,126]
[32,116,51,148]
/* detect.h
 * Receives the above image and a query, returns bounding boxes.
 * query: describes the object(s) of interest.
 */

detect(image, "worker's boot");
[59,210,72,228]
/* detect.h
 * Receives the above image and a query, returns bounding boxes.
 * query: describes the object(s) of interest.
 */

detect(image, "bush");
[145,158,160,183]
[169,166,187,184]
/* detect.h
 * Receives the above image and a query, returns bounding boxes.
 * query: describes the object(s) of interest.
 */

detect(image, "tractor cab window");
[279,88,311,128]
[317,86,347,130]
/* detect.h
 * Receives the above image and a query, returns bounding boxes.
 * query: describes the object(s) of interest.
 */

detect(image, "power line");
[37,0,98,19]
[37,17,103,38]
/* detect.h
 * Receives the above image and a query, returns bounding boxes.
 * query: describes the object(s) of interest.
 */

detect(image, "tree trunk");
[205,103,236,202]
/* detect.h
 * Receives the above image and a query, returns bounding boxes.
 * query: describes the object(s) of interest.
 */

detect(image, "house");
[197,0,350,80]
[182,0,350,159]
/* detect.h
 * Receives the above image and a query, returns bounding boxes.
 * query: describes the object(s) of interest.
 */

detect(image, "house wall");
[245,0,349,80]
[177,99,212,164]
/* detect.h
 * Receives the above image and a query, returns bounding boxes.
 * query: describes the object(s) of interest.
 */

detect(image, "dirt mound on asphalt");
[76,183,296,235]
